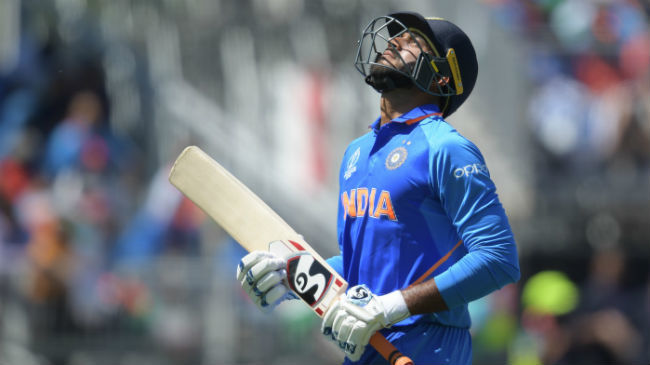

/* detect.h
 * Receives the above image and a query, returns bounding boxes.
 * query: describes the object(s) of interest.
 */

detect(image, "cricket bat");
[169,146,413,365]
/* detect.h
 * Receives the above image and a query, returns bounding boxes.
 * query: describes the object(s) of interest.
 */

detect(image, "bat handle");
[369,332,414,365]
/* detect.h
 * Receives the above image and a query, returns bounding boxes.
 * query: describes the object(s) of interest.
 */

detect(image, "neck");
[379,89,439,126]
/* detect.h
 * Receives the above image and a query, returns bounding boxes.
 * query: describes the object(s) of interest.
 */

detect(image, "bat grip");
[369,332,414,365]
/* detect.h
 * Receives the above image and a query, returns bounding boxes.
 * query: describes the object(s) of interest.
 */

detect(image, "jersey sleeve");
[429,135,520,309]
[336,146,350,255]
[325,255,344,277]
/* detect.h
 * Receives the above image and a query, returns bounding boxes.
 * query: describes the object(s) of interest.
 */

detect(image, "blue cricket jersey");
[330,104,520,333]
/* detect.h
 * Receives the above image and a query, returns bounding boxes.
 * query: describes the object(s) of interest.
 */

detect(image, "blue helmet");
[355,11,478,117]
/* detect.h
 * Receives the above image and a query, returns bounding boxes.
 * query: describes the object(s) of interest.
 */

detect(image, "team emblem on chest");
[385,147,408,170]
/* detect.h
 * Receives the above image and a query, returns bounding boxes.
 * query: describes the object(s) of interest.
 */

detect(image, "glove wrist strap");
[381,290,410,326]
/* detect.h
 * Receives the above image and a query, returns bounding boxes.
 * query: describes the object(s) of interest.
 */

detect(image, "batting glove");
[321,284,410,362]
[237,251,297,312]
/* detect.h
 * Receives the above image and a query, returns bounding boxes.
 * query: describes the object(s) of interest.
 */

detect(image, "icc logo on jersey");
[344,147,360,180]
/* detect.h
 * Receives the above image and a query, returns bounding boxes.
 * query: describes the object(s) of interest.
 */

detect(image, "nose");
[387,38,400,51]
[389,34,404,50]
[388,32,408,50]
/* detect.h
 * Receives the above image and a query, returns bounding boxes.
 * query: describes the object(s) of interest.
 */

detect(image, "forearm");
[401,245,519,314]
[401,277,448,315]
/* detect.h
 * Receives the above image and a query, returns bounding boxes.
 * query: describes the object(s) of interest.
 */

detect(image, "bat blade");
[169,146,300,251]
[168,146,344,312]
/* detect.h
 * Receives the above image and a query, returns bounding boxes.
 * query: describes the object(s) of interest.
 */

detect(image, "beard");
[365,55,415,92]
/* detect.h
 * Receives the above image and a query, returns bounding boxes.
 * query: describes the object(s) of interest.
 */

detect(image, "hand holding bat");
[237,251,297,312]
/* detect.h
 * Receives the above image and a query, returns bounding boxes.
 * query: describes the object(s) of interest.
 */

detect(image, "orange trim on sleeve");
[406,239,463,289]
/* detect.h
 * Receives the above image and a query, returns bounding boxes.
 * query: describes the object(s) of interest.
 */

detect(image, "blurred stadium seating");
[0,0,648,364]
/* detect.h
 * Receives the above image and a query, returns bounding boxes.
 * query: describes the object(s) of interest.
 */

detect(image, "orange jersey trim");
[405,112,443,125]
[407,239,463,289]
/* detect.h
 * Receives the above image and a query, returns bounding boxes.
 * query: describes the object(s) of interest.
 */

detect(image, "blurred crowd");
[471,1,650,364]
[0,4,209,364]
[506,0,650,177]
[0,1,649,365]
[491,0,650,229]
[470,248,649,365]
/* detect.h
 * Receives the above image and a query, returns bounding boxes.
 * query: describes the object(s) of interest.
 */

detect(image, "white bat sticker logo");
[287,254,332,306]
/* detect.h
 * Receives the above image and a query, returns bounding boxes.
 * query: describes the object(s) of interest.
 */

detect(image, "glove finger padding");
[237,251,285,283]
[337,316,358,354]
[258,282,290,310]
[331,310,348,348]
[237,251,292,312]
[321,298,341,336]
[320,285,411,361]
[255,270,285,293]
[321,298,367,361]
[347,321,378,362]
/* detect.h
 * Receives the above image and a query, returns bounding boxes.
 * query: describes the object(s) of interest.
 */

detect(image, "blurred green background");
[0,0,649,364]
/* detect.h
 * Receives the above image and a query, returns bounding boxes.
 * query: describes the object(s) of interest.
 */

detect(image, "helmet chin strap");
[364,68,414,93]
[364,51,440,94]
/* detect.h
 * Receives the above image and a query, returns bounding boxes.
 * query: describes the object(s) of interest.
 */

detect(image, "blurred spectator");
[470,284,520,364]
[510,251,646,365]
[0,88,36,159]
[111,165,188,268]
[512,270,578,365]
[42,90,104,177]
[559,248,645,365]
[0,159,30,255]
[13,180,77,338]
[527,75,595,169]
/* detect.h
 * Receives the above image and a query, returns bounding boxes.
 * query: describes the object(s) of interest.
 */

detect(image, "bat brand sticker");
[287,253,333,306]
[350,285,370,300]
[348,285,372,306]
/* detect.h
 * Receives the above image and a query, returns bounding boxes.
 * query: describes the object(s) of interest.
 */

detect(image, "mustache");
[371,53,415,74]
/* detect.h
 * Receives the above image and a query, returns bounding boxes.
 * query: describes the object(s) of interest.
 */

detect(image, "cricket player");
[237,12,520,364]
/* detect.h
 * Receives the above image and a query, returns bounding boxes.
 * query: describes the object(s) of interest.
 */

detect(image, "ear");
[430,76,449,90]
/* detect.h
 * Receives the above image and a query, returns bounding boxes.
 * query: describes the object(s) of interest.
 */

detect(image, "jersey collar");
[370,104,442,133]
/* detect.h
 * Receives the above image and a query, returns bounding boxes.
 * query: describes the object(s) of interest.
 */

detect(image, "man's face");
[374,31,432,73]
[355,20,442,94]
